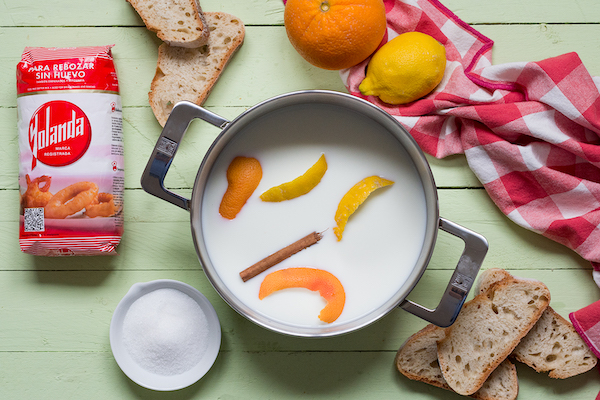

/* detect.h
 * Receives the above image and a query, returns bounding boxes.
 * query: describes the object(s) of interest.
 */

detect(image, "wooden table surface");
[2,0,600,398]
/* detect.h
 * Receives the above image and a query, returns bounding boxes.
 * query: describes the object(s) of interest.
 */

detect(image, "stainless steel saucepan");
[141,90,488,337]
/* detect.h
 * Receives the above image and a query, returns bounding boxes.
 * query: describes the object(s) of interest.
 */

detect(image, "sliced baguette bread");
[476,268,512,294]
[437,277,550,395]
[127,0,209,48]
[149,12,245,126]
[478,268,598,378]
[513,307,597,378]
[395,324,518,400]
[396,324,448,390]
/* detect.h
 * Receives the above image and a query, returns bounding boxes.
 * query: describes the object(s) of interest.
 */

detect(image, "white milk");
[200,104,428,328]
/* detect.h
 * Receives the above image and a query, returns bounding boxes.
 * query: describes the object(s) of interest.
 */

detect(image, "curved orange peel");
[259,267,345,323]
[333,175,394,241]
[219,156,262,219]
[260,154,327,202]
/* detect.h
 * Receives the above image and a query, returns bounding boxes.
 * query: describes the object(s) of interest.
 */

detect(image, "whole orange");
[284,0,387,70]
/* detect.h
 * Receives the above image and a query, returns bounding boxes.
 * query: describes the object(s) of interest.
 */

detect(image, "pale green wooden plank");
[1,349,598,399]
[0,26,347,108]
[1,2,599,399]
[1,269,594,353]
[0,0,141,26]
[0,0,287,27]
[0,219,201,270]
[0,106,480,190]
[445,0,600,24]
[427,154,480,188]
[437,189,594,271]
[479,23,600,70]
[1,0,599,26]
[3,24,600,109]
[0,189,593,272]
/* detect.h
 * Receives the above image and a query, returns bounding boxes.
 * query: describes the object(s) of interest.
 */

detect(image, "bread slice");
[396,324,449,390]
[513,307,597,378]
[395,324,518,400]
[476,268,512,294]
[127,0,209,48]
[478,268,598,378]
[437,277,550,395]
[149,12,245,126]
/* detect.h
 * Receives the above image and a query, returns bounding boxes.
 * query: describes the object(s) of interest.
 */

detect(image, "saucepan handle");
[141,101,230,211]
[400,218,488,327]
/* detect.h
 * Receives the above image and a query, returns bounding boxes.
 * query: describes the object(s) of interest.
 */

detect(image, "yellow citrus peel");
[333,175,395,241]
[260,154,327,202]
[259,267,345,323]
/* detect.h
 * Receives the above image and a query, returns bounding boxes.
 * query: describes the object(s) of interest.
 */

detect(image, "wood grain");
[2,0,599,398]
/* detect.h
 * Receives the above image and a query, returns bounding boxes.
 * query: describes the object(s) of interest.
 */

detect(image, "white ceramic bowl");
[110,279,221,391]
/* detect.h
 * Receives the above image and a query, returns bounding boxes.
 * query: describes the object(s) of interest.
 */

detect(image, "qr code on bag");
[24,208,45,232]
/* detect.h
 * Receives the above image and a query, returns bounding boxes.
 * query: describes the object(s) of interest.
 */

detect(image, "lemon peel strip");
[333,175,394,241]
[260,154,327,202]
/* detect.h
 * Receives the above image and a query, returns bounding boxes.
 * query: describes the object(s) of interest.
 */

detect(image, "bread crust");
[148,12,245,126]
[398,268,596,398]
[437,277,550,395]
[478,269,598,379]
[512,307,597,378]
[396,324,519,400]
[476,268,512,294]
[127,0,209,48]
[395,324,451,390]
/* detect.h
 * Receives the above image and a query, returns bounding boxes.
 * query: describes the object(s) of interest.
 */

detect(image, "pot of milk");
[141,90,488,337]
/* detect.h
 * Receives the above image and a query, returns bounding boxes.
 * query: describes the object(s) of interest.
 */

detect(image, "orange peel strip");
[219,156,262,219]
[333,175,394,241]
[259,267,345,323]
[260,154,327,202]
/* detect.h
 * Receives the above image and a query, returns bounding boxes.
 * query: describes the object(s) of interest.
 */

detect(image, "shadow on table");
[31,254,118,286]
[393,362,600,399]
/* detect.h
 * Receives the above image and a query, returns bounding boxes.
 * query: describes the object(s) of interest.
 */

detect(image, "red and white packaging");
[17,45,124,256]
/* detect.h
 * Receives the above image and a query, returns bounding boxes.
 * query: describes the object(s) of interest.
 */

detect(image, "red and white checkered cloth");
[343,0,600,272]
[571,301,600,361]
[348,0,600,372]
[283,0,600,376]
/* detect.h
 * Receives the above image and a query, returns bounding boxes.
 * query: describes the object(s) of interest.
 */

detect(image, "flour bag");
[17,45,124,256]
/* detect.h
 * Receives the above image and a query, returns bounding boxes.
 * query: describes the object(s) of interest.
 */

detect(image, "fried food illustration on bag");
[17,45,123,256]
[85,192,117,218]
[21,174,53,209]
[44,181,99,219]
[21,175,119,219]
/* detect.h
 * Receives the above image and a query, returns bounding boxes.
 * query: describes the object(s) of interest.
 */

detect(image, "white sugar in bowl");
[110,279,221,391]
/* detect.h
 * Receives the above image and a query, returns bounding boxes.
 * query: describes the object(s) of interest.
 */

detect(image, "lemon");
[359,32,446,105]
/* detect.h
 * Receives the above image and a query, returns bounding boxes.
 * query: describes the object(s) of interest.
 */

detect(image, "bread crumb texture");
[513,307,597,378]
[437,278,550,395]
[395,325,450,390]
[128,0,210,47]
[396,324,518,400]
[149,12,245,126]
[479,269,598,379]
[397,269,597,398]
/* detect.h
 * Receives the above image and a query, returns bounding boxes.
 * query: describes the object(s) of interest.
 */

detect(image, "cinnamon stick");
[240,231,323,282]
